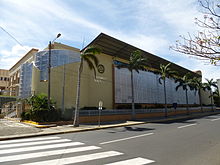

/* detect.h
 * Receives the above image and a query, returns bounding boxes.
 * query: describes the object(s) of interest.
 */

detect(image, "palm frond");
[82,46,101,55]
[85,54,99,66]
[117,49,147,73]
[85,59,97,78]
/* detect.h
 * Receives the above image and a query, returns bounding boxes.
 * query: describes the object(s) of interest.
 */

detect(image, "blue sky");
[0,0,219,81]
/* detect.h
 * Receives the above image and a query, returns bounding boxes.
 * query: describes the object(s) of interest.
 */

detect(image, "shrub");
[22,93,61,122]
[21,111,30,120]
[214,96,220,107]
[0,113,4,119]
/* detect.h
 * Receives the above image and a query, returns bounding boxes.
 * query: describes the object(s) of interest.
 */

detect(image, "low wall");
[77,106,215,124]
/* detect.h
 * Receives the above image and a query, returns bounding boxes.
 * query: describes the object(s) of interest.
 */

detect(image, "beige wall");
[87,53,113,109]
[201,89,211,105]
[32,43,81,109]
[0,69,9,95]
[32,52,114,109]
[32,62,78,109]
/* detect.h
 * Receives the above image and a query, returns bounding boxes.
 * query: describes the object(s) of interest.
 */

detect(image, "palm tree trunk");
[198,90,203,112]
[131,70,135,120]
[210,90,214,112]
[163,79,168,117]
[185,89,189,115]
[73,60,83,127]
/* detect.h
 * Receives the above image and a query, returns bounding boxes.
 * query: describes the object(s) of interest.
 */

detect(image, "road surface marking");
[211,118,220,121]
[0,139,71,149]
[20,151,123,165]
[178,123,197,129]
[0,146,101,163]
[0,136,61,144]
[105,157,155,165]
[100,133,154,145]
[0,142,84,155]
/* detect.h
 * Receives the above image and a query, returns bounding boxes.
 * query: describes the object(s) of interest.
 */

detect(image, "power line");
[0,26,28,51]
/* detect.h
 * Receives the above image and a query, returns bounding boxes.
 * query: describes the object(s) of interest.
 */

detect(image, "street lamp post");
[48,33,61,110]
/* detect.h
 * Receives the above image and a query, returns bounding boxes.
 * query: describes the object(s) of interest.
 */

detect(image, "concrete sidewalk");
[1,110,220,141]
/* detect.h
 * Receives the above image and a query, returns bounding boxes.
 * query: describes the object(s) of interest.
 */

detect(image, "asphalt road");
[1,114,220,165]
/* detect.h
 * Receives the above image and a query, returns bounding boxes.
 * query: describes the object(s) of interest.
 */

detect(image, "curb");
[0,111,220,141]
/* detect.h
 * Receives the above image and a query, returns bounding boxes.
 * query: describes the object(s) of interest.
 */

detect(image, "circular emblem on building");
[97,64,105,74]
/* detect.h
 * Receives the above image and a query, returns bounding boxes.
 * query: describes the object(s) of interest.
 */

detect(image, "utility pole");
[47,33,61,110]
[61,64,66,115]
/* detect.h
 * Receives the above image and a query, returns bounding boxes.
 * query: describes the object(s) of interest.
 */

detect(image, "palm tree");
[175,73,192,115]
[117,50,147,119]
[190,77,205,112]
[158,63,177,117]
[204,78,218,111]
[73,47,100,127]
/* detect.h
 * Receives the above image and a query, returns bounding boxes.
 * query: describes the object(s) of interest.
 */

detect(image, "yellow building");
[31,33,202,111]
[0,69,9,95]
[8,33,208,118]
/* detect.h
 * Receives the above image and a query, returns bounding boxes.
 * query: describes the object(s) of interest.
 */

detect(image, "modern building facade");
[31,33,203,110]
[6,33,212,117]
[8,48,39,97]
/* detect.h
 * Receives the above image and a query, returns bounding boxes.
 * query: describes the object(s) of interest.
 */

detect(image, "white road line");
[0,136,61,144]
[0,142,84,155]
[105,157,155,165]
[0,139,71,149]
[178,123,197,129]
[100,133,154,145]
[20,151,123,165]
[211,118,220,121]
[0,146,101,163]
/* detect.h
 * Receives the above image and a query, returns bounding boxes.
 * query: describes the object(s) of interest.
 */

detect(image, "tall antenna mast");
[81,36,85,49]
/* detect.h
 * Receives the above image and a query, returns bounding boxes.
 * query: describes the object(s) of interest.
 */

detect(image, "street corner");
[21,120,57,128]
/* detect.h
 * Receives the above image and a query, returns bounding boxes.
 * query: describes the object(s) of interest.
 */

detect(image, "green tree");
[213,88,220,107]
[24,93,59,122]
[158,63,177,117]
[73,47,100,127]
[189,77,206,112]
[175,73,193,115]
[204,78,218,111]
[117,50,147,119]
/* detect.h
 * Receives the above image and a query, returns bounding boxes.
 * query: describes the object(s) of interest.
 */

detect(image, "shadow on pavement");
[124,126,155,132]
[138,112,220,124]
[107,126,155,133]
[82,120,127,126]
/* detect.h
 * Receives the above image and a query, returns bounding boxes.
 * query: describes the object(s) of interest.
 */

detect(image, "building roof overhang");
[84,33,201,78]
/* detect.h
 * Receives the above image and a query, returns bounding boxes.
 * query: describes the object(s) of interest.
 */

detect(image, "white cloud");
[175,57,220,82]
[111,33,169,55]
[0,44,32,69]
